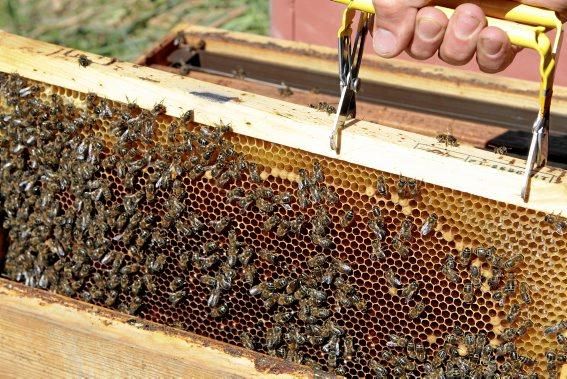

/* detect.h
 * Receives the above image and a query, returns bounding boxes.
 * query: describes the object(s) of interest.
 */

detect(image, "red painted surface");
[270,0,567,86]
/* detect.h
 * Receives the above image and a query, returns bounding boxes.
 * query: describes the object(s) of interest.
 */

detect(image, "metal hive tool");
[0,73,566,378]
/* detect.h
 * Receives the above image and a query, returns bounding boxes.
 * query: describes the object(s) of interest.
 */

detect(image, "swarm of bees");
[443,246,528,308]
[0,72,563,378]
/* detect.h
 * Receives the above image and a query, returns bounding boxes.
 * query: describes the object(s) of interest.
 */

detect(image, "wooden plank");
[148,63,567,165]
[137,23,567,135]
[1,31,566,216]
[0,278,318,379]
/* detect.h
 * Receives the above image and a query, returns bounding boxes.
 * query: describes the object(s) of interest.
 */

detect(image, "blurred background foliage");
[0,0,270,61]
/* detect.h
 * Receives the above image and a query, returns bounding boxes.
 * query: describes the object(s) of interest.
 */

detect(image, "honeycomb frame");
[0,33,566,378]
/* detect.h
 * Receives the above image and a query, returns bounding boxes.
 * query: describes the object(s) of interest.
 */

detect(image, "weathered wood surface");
[137,23,567,163]
[0,278,319,379]
[137,23,567,134]
[0,31,566,215]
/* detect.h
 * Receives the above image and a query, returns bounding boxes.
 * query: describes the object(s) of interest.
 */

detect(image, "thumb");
[372,0,427,58]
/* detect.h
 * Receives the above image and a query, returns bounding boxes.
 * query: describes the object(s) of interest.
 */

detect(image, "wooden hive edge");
[0,31,566,215]
[159,23,567,115]
[0,278,322,379]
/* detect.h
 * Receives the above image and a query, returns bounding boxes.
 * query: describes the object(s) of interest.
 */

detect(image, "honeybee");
[506,303,521,324]
[442,256,459,284]
[265,326,283,350]
[288,215,305,235]
[210,303,229,318]
[210,216,231,234]
[278,294,296,306]
[127,297,143,315]
[247,162,262,183]
[398,218,413,242]
[386,269,402,288]
[339,208,355,228]
[462,281,475,303]
[169,277,185,292]
[517,320,533,337]
[242,265,257,285]
[275,220,290,237]
[397,175,420,199]
[331,259,351,275]
[400,281,419,302]
[376,175,389,197]
[492,290,506,307]
[456,248,471,268]
[470,265,481,288]
[366,217,387,241]
[475,246,496,260]
[387,334,408,348]
[415,343,426,363]
[263,214,281,232]
[544,214,567,234]
[503,274,517,295]
[420,214,437,236]
[436,132,459,147]
[200,275,217,287]
[544,321,567,335]
[369,359,388,378]
[503,254,524,272]
[297,189,310,208]
[409,301,426,319]
[78,54,92,67]
[149,253,167,273]
[120,263,140,275]
[311,232,334,249]
[488,267,503,290]
[258,249,278,264]
[207,286,221,307]
[104,290,119,307]
[520,282,532,304]
[274,311,295,324]
[392,236,410,258]
[371,239,386,261]
[240,332,255,350]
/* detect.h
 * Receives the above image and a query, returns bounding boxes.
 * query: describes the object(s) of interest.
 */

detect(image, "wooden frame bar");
[1,30,565,215]
[137,23,567,136]
[136,24,567,163]
[0,278,317,378]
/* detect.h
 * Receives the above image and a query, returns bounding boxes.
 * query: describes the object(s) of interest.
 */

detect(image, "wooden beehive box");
[137,24,567,164]
[0,30,566,378]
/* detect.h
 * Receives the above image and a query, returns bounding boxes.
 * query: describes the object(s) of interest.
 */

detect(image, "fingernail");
[480,37,503,56]
[417,17,444,40]
[455,13,481,39]
[373,28,397,57]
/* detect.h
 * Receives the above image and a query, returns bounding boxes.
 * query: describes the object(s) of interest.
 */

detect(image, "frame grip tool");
[330,0,563,201]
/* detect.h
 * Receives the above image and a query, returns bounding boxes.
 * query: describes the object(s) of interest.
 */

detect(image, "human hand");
[371,1,567,73]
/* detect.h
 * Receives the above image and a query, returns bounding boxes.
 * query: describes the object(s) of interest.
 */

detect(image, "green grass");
[0,0,269,61]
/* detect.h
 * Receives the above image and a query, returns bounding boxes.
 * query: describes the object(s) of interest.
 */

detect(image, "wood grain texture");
[149,24,567,134]
[137,24,567,163]
[0,278,318,379]
[1,31,566,215]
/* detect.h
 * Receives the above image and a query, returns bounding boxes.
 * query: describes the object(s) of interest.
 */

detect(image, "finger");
[476,26,518,73]
[407,6,449,60]
[439,3,487,66]
[372,0,430,58]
